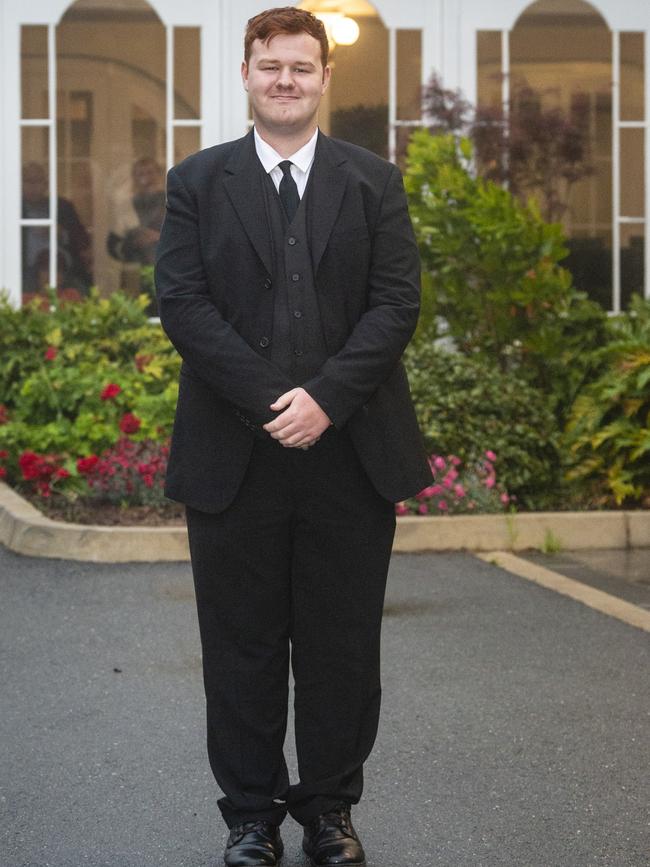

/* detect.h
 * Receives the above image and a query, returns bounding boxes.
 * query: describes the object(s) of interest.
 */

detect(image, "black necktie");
[278,160,300,223]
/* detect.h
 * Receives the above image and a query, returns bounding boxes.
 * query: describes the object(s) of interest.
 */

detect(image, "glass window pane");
[21,26,48,119]
[326,11,388,157]
[620,33,644,122]
[620,128,644,218]
[564,229,612,310]
[174,27,201,120]
[477,31,502,109]
[57,0,166,296]
[22,226,53,298]
[22,128,50,218]
[174,126,201,164]
[396,30,421,121]
[620,223,644,308]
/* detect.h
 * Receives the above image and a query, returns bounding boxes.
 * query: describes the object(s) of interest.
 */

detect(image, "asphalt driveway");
[1,545,648,867]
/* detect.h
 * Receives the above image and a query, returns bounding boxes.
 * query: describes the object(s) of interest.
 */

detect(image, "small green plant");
[563,295,650,506]
[541,529,563,554]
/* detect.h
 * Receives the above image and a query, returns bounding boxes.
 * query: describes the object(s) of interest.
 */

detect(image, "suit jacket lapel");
[223,130,273,275]
[309,131,348,274]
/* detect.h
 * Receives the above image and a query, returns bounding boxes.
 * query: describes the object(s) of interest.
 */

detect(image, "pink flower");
[437,500,448,511]
[395,502,410,516]
[453,483,466,498]
[418,503,429,515]
[500,492,510,505]
[485,450,497,461]
[433,456,446,471]
[450,456,462,467]
[442,476,453,489]
[44,346,58,361]
[101,383,121,400]
[485,476,496,489]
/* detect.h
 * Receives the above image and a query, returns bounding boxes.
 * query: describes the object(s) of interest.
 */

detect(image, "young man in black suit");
[155,7,431,866]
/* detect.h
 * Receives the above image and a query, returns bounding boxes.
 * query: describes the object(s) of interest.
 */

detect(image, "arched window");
[477,0,646,311]
[20,0,202,304]
[297,0,422,162]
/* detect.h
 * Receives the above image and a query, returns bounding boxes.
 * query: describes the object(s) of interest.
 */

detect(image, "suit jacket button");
[264,277,272,289]
[288,236,297,246]
[259,336,270,348]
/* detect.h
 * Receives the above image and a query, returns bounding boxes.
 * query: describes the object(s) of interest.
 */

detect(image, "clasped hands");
[263,387,332,450]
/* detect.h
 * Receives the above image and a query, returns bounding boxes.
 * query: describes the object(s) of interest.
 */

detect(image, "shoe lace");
[230,820,275,845]
[317,802,355,838]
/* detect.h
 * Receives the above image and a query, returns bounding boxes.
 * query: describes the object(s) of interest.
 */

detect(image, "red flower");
[77,455,99,474]
[55,468,70,479]
[44,346,58,361]
[19,451,41,480]
[0,449,8,459]
[100,383,121,401]
[0,405,8,425]
[0,467,6,479]
[119,413,141,435]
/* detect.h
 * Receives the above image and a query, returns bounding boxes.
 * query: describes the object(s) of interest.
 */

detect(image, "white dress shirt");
[253,127,318,198]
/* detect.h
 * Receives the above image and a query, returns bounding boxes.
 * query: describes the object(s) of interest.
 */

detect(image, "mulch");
[24,496,186,526]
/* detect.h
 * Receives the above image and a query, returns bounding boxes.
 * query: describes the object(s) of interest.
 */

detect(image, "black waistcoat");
[261,162,329,383]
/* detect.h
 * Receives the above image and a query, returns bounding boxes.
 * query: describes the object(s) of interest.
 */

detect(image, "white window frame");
[13,1,206,305]
[482,20,650,312]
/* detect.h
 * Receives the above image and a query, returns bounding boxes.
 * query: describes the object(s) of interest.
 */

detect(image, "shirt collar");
[253,127,319,175]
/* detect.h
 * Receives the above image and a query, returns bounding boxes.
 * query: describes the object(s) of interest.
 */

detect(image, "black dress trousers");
[185,427,396,829]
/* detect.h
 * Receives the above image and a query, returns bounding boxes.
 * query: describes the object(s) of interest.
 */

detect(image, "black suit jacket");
[155,130,432,512]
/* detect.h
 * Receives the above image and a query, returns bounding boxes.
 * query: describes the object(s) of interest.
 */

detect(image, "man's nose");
[276,67,295,88]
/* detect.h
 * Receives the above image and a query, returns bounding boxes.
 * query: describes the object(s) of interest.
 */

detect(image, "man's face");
[242,32,330,137]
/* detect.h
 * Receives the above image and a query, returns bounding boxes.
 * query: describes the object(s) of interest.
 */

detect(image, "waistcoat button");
[288,237,297,246]
[259,336,270,348]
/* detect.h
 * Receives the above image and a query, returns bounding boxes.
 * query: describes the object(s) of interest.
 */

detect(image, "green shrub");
[563,295,650,505]
[404,130,609,422]
[0,290,180,472]
[404,341,561,508]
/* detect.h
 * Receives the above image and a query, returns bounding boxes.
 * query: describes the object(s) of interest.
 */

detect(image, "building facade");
[2,0,650,310]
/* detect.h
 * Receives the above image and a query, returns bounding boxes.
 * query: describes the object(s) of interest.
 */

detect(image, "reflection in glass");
[57,0,167,295]
[510,0,612,306]
[620,33,644,122]
[174,28,201,120]
[22,128,50,217]
[620,128,645,218]
[477,31,502,110]
[174,126,201,163]
[326,9,389,157]
[396,30,421,121]
[620,224,645,309]
[21,26,48,120]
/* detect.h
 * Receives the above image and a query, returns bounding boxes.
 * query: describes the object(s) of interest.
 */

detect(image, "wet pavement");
[1,544,649,867]
[522,549,650,610]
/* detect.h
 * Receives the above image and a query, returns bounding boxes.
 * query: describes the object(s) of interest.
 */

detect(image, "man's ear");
[321,65,331,94]
[241,61,249,91]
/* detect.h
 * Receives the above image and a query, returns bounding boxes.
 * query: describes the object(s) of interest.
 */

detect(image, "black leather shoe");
[224,820,283,866]
[302,803,366,866]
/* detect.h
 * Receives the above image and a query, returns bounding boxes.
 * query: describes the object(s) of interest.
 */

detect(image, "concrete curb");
[0,482,648,562]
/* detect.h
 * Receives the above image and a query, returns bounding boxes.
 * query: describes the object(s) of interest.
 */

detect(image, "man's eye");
[294,68,308,73]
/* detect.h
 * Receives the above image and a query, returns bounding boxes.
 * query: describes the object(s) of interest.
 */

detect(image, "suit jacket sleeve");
[303,164,421,429]
[155,166,296,425]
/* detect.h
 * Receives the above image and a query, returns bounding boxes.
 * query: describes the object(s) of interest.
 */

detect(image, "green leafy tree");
[404,129,608,420]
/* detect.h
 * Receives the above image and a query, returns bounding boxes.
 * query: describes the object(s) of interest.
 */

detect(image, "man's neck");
[254,123,318,158]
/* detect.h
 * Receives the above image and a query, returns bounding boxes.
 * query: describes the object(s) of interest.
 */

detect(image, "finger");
[263,411,295,433]
[269,388,299,412]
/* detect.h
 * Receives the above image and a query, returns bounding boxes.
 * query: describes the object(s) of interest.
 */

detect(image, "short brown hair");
[245,6,329,69]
